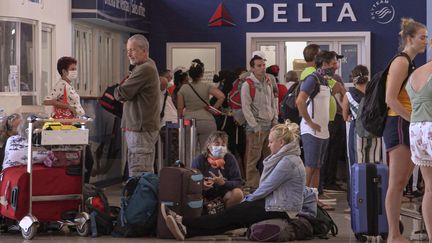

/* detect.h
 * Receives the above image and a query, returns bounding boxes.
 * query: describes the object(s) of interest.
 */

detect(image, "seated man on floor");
[192,131,243,213]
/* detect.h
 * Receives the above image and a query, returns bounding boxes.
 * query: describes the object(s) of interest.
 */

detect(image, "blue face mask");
[210,146,227,158]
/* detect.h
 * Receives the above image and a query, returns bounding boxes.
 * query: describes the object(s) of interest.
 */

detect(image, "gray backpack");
[356,98,375,139]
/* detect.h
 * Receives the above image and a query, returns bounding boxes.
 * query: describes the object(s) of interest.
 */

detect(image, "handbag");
[44,150,81,167]
[187,83,223,116]
[98,76,128,118]
[53,85,75,119]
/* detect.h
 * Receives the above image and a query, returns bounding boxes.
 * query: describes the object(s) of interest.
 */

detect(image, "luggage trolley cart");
[19,116,92,240]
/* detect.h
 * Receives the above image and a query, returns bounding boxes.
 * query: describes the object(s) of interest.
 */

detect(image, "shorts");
[383,116,410,151]
[409,122,432,166]
[301,133,329,168]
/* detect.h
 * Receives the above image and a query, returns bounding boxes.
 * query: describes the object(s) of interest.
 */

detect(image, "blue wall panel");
[149,0,427,74]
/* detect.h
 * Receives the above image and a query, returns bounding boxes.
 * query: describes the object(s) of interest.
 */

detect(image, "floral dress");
[2,135,51,170]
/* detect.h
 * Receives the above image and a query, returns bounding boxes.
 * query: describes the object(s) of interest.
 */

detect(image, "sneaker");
[165,215,186,241]
[161,203,181,220]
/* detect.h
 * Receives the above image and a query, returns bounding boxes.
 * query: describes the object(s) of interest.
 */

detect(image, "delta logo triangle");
[208,3,235,27]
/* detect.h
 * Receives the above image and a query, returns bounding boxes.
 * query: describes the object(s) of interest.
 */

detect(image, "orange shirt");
[387,82,412,116]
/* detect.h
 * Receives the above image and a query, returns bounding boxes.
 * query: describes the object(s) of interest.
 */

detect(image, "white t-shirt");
[300,85,331,139]
[160,91,178,127]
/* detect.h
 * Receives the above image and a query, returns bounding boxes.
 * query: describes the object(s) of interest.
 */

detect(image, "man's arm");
[114,65,151,101]
[241,81,259,130]
[295,76,321,132]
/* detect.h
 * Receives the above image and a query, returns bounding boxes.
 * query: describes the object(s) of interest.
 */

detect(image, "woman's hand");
[67,104,77,117]
[209,170,226,186]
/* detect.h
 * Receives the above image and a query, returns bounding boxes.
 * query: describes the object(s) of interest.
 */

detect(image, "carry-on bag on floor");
[0,164,82,222]
[351,163,390,241]
[157,164,203,238]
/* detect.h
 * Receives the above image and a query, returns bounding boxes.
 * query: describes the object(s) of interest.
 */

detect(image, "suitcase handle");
[11,187,19,210]
[174,160,185,168]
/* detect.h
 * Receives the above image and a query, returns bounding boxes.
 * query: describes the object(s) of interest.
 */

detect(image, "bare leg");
[386,145,414,243]
[311,168,320,188]
[420,166,432,243]
[223,188,244,208]
[305,167,314,187]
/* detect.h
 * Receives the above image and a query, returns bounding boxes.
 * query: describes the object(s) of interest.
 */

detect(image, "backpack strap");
[396,52,415,93]
[245,79,256,100]
[160,91,169,119]
[309,74,322,119]
[386,52,415,94]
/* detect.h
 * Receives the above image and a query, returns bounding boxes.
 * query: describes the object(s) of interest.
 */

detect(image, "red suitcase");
[0,165,82,222]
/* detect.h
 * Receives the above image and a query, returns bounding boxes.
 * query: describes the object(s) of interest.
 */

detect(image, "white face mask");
[210,145,227,158]
[67,70,78,82]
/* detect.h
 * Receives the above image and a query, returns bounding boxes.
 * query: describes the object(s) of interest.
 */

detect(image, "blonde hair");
[399,18,426,50]
[270,120,299,144]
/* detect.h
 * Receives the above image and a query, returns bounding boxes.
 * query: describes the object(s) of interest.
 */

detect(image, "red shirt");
[277,84,288,114]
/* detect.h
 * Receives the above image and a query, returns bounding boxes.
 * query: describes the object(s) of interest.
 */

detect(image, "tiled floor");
[0,184,428,242]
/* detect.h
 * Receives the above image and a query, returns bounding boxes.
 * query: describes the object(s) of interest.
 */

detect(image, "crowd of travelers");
[0,17,431,242]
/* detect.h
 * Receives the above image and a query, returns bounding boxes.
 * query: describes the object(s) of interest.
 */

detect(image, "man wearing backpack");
[242,55,278,189]
[296,51,336,193]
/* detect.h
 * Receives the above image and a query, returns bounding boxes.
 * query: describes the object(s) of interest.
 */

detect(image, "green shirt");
[300,67,337,121]
[406,75,432,122]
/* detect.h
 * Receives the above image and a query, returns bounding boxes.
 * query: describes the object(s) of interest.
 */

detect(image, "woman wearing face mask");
[191,131,243,210]
[161,122,317,241]
[43,57,92,183]
[43,56,85,118]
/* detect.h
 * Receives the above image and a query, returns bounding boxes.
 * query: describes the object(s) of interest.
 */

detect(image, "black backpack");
[84,184,119,237]
[280,74,321,124]
[360,52,414,137]
[301,205,338,239]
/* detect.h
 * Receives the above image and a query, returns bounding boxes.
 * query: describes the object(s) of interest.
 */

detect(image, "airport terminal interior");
[1,0,432,242]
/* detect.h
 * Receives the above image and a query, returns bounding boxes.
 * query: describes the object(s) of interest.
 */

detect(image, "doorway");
[247,32,370,87]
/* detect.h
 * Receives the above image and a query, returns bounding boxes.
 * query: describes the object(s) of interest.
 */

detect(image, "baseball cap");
[174,66,188,74]
[331,51,344,59]
[251,50,267,60]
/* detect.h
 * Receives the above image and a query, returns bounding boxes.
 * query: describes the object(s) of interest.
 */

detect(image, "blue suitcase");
[350,163,388,241]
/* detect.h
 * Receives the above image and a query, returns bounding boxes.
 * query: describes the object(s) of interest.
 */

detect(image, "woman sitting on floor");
[191,131,243,211]
[161,121,317,240]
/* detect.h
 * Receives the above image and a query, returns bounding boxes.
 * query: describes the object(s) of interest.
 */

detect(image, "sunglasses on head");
[5,113,19,131]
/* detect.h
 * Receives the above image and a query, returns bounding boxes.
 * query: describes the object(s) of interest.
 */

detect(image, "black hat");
[331,51,344,59]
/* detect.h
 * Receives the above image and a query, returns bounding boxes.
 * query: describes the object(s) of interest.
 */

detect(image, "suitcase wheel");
[21,223,37,240]
[76,221,90,237]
